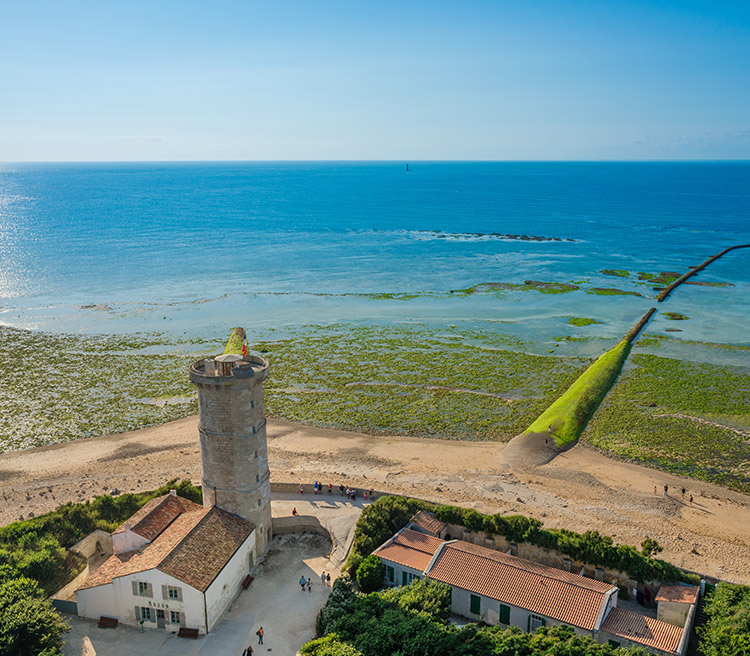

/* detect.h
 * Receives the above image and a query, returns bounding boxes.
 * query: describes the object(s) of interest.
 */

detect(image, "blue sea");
[0,161,748,350]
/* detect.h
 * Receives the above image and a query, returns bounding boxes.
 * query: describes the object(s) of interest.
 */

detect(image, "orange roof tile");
[78,503,254,593]
[374,528,445,572]
[114,493,201,541]
[602,608,683,653]
[410,510,447,537]
[426,541,615,631]
[655,585,699,604]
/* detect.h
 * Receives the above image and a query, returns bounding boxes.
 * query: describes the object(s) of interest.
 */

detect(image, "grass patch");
[584,354,750,491]
[256,325,589,441]
[567,317,603,327]
[601,269,630,277]
[524,341,632,446]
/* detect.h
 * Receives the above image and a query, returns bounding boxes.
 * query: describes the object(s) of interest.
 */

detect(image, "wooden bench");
[241,574,254,590]
[178,627,200,639]
[97,616,118,629]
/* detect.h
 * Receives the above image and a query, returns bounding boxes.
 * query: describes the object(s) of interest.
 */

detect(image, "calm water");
[0,161,748,345]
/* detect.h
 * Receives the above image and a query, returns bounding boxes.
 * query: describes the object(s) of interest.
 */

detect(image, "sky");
[0,0,749,161]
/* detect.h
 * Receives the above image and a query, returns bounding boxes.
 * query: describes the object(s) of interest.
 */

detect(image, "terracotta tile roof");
[113,493,201,541]
[655,584,699,604]
[602,608,683,653]
[373,528,445,572]
[410,510,447,537]
[78,504,254,593]
[425,541,615,631]
[159,507,254,591]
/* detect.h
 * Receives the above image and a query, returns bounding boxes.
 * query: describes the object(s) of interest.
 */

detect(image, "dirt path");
[1,416,749,584]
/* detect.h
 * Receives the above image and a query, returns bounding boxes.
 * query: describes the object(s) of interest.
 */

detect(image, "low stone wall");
[70,529,113,563]
[270,481,384,500]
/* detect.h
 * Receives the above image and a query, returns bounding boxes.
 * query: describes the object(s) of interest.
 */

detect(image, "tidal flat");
[1,322,748,493]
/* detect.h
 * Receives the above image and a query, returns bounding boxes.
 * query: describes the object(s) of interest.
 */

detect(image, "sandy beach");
[1,416,749,585]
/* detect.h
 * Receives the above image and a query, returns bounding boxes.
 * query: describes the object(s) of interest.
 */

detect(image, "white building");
[374,514,697,656]
[76,490,255,634]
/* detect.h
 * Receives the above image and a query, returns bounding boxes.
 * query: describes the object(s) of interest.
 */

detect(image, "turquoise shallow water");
[0,161,748,347]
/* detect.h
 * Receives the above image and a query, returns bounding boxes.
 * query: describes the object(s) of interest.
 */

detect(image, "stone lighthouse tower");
[189,327,272,556]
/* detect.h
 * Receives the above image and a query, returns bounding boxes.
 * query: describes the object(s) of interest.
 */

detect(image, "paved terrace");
[62,492,366,656]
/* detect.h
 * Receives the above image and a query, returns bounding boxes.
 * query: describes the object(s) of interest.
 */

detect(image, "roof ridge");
[449,542,610,593]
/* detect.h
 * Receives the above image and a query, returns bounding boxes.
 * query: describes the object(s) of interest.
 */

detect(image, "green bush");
[0,573,69,656]
[316,577,357,637]
[309,577,646,656]
[698,582,750,656]
[346,496,698,585]
[356,555,385,594]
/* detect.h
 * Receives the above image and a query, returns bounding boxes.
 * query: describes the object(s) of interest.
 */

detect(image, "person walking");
[339,484,345,496]
[326,572,331,586]
[307,577,312,592]
[681,487,686,498]
[328,483,332,494]
[653,486,657,495]
[664,483,669,496]
[299,484,304,495]
[321,571,326,586]
[242,645,254,656]
[256,627,264,645]
[689,494,694,505]
[300,575,306,591]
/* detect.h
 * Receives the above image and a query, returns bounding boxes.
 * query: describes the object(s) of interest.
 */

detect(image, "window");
[141,607,154,622]
[138,582,149,596]
[170,611,181,624]
[386,566,394,583]
[406,572,420,584]
[470,594,481,615]
[256,474,260,482]
[254,450,258,459]
[167,586,180,600]
[499,603,510,625]
[529,615,545,632]
[257,499,261,507]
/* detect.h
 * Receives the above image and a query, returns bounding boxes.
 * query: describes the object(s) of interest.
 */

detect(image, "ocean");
[0,161,748,348]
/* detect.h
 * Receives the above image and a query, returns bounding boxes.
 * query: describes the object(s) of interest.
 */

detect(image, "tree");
[301,633,364,656]
[698,583,750,656]
[0,576,69,656]
[382,579,452,621]
[356,555,385,594]
[640,538,663,558]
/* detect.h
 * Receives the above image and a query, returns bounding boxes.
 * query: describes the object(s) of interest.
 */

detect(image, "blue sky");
[1,0,748,160]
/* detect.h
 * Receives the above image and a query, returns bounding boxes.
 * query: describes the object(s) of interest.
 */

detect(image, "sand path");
[1,416,749,584]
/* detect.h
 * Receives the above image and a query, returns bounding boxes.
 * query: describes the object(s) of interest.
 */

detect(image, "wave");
[397,230,578,243]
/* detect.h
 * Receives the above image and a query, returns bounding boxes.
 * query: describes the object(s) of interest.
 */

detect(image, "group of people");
[299,575,313,592]
[655,483,693,505]
[297,481,376,502]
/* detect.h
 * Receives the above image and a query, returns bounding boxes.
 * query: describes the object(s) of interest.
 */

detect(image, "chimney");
[169,489,177,496]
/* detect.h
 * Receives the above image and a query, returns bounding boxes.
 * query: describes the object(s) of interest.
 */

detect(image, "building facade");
[76,491,256,633]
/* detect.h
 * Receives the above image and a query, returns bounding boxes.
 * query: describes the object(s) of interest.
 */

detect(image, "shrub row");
[346,496,699,585]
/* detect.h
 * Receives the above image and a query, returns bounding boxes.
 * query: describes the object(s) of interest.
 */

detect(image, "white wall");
[657,600,690,627]
[112,526,150,555]
[379,559,423,587]
[205,530,256,632]
[78,569,206,633]
[449,585,595,638]
[76,583,117,621]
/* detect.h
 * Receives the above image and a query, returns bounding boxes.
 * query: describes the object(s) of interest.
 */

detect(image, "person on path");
[664,484,669,496]
[292,507,298,516]
[328,483,332,494]
[369,489,374,499]
[313,481,318,494]
[681,487,686,498]
[299,484,304,495]
[256,627,264,645]
[243,645,254,656]
[339,484,345,496]
[326,572,331,586]
[307,577,312,592]
[321,571,326,586]
[690,494,694,505]
[653,486,657,495]
[300,575,306,591]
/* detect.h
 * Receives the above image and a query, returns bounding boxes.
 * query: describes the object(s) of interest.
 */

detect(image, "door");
[157,609,165,629]
[402,570,408,586]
